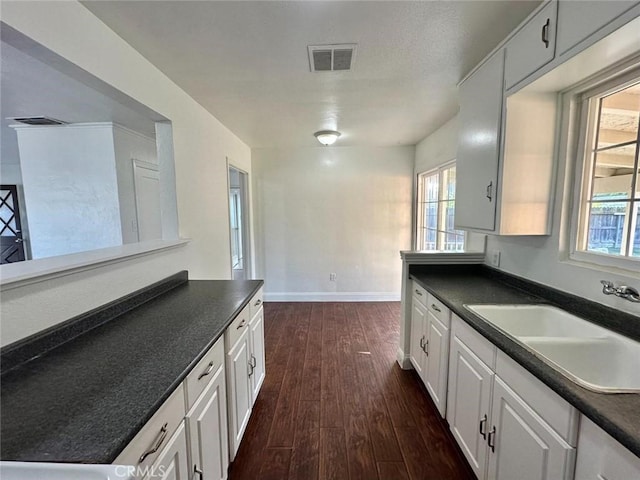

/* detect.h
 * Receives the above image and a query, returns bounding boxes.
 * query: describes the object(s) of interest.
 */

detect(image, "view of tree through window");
[578,79,640,259]
[416,163,465,251]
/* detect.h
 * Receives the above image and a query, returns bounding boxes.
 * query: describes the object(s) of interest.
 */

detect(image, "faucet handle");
[618,286,640,303]
[600,280,616,295]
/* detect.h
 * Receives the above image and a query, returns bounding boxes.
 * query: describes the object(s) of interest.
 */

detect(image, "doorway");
[228,165,251,280]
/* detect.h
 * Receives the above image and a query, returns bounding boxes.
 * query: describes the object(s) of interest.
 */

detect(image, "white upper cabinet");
[556,1,640,58]
[455,50,504,232]
[504,1,558,90]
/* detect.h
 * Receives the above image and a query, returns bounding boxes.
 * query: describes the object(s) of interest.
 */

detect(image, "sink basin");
[465,304,640,393]
[464,304,605,338]
[0,462,135,480]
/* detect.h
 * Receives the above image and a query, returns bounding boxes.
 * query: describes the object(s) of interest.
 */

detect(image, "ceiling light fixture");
[314,130,341,146]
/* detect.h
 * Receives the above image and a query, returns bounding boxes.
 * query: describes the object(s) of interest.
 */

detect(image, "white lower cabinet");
[147,422,190,480]
[225,288,265,460]
[409,283,450,417]
[574,416,640,480]
[447,323,494,478]
[248,305,266,403]
[488,376,574,480]
[186,361,229,480]
[447,314,577,480]
[226,327,252,459]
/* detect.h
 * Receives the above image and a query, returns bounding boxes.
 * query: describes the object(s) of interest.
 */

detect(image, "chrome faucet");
[600,280,640,303]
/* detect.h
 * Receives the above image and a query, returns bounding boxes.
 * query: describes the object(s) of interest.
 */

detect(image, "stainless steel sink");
[464,304,640,393]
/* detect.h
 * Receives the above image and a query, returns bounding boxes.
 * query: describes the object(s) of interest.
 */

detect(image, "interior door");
[0,185,26,264]
[228,165,251,280]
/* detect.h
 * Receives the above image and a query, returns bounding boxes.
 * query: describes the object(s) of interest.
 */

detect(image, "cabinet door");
[488,376,574,480]
[424,313,449,418]
[186,366,229,480]
[249,307,266,405]
[447,334,494,480]
[504,1,557,90]
[455,50,504,232]
[144,422,189,480]
[226,330,252,460]
[409,298,427,379]
[557,1,639,57]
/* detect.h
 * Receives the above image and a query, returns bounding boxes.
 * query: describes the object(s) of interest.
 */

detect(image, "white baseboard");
[396,347,412,369]
[263,292,401,302]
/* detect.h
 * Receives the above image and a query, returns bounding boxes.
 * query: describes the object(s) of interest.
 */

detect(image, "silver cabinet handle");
[192,465,203,480]
[197,361,215,380]
[250,354,257,368]
[541,18,550,48]
[414,289,423,296]
[488,426,496,453]
[419,336,425,350]
[139,423,168,463]
[486,181,493,202]
[425,339,429,356]
[236,318,246,329]
[431,304,441,313]
[479,414,487,439]
[254,299,262,307]
[248,360,254,377]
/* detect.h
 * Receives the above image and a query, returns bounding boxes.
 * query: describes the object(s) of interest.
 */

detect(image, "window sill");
[565,251,640,280]
[0,239,190,291]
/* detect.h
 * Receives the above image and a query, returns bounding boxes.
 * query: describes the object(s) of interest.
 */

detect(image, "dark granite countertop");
[410,266,640,458]
[0,277,263,463]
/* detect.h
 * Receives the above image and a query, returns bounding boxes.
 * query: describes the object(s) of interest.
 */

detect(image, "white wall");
[16,124,123,258]
[414,116,486,251]
[1,1,251,345]
[252,146,414,300]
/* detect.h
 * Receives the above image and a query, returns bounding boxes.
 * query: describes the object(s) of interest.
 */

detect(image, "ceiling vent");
[8,116,68,126]
[308,44,357,72]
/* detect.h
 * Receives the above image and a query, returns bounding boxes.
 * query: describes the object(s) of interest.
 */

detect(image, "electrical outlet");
[489,250,501,267]
[329,273,337,282]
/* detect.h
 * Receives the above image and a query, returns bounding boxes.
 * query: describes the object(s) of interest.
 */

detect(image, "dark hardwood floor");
[229,302,475,480]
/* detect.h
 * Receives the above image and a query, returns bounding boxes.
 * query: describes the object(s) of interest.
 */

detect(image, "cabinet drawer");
[427,294,449,327]
[249,287,264,319]
[496,350,579,445]
[184,336,225,410]
[504,0,557,90]
[412,282,428,307]
[225,304,251,351]
[451,314,496,369]
[114,384,186,468]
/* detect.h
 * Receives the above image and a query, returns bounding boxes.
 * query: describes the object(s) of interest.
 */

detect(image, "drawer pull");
[139,422,168,463]
[479,414,487,439]
[197,361,215,380]
[488,426,497,453]
[236,319,246,329]
[414,289,423,296]
[431,304,441,313]
[254,299,262,307]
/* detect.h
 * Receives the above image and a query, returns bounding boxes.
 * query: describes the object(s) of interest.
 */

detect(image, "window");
[416,162,465,251]
[574,75,640,264]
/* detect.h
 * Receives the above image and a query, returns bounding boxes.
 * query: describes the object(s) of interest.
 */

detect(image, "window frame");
[569,67,640,271]
[415,161,466,251]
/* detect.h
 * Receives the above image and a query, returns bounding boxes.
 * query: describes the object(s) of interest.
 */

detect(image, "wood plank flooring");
[229,302,475,480]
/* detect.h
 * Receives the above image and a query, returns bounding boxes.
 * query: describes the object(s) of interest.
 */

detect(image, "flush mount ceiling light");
[314,130,341,146]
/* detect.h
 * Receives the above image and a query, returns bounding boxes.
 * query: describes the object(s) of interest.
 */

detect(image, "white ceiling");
[82,1,541,148]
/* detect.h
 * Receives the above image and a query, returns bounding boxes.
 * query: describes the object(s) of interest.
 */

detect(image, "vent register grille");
[308,44,356,72]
